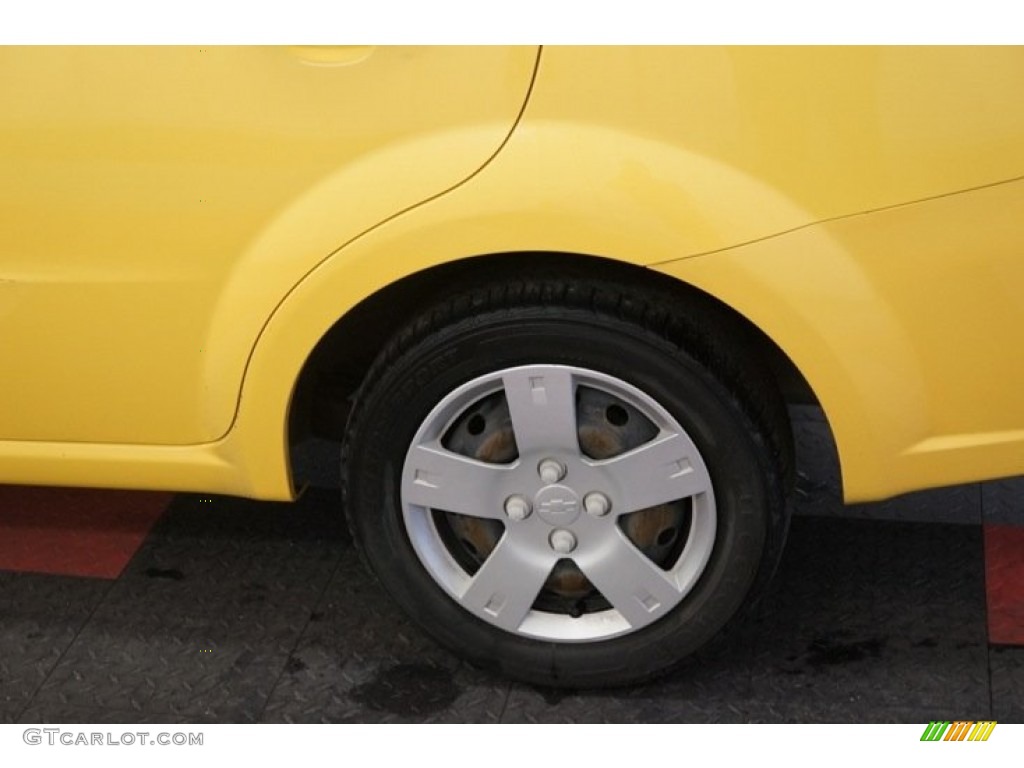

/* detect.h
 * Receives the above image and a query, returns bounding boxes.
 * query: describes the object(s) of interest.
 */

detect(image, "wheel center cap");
[534,484,581,526]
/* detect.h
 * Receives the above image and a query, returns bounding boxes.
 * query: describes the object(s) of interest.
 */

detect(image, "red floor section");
[0,486,171,579]
[984,524,1024,646]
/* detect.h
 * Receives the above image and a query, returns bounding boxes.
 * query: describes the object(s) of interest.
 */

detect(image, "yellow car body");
[2,45,1023,504]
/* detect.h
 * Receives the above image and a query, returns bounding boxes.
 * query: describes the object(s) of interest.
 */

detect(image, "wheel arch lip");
[223,240,833,503]
[216,122,869,502]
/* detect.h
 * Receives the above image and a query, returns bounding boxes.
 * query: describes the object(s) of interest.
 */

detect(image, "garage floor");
[1,407,1022,723]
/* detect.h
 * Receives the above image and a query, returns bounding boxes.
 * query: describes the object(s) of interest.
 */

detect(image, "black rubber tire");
[341,275,790,688]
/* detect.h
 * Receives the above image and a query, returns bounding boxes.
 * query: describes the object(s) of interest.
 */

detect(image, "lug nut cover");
[549,529,577,553]
[584,492,612,517]
[504,495,532,521]
[538,458,566,485]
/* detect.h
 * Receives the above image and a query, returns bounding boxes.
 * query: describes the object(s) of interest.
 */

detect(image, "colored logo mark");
[920,721,997,742]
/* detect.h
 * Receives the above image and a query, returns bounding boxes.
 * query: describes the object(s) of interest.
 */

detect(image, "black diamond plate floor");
[1,407,1022,723]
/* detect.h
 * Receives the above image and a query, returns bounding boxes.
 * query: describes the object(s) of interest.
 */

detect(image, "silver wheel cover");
[400,365,717,642]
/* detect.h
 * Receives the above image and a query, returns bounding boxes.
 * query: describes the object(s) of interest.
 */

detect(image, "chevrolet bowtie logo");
[535,485,582,525]
[540,497,577,516]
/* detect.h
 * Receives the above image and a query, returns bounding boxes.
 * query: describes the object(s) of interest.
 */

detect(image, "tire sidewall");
[346,307,775,686]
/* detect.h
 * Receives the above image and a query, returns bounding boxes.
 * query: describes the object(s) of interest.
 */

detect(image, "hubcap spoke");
[502,367,580,456]
[459,535,554,632]
[598,432,711,514]
[403,443,510,519]
[576,530,683,629]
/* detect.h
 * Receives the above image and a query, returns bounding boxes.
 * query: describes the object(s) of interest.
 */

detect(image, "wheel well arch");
[288,253,820,472]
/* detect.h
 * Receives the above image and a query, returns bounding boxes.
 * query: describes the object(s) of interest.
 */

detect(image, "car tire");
[342,275,790,687]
